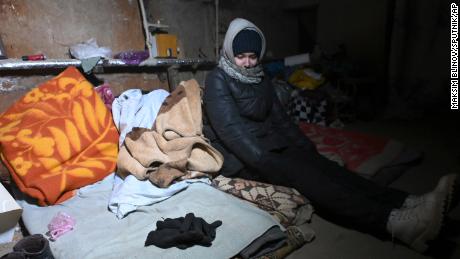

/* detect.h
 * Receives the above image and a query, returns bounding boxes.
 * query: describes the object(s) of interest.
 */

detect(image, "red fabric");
[299,122,388,172]
[0,67,119,205]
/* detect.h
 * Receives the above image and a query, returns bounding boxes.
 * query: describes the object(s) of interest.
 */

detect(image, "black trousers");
[237,145,408,235]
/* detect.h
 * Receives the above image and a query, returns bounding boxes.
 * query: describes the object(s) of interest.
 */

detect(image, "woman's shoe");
[0,251,25,259]
[387,191,445,253]
[12,234,54,259]
[402,174,458,213]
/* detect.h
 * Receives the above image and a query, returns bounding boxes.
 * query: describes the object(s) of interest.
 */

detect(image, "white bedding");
[109,174,211,219]
[15,175,283,259]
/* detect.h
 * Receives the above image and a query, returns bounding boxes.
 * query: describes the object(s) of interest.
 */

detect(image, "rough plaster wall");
[393,0,449,107]
[143,0,216,86]
[145,0,216,60]
[0,0,167,106]
[385,0,450,116]
[316,0,389,79]
[0,0,145,58]
[146,0,299,61]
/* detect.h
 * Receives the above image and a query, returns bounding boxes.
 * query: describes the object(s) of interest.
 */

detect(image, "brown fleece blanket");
[117,79,223,187]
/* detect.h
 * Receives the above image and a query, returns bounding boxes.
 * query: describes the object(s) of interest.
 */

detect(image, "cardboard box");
[150,34,178,58]
[0,183,22,234]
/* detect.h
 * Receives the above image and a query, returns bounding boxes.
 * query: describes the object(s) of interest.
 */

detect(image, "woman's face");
[234,52,258,68]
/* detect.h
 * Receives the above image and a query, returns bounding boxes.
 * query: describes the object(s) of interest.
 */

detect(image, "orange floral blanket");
[0,66,119,205]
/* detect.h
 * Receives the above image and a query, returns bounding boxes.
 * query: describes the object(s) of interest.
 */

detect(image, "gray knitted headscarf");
[218,18,266,84]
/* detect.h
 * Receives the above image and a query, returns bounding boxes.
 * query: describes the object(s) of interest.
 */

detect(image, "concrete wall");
[316,0,389,79]
[143,0,217,85]
[1,0,447,115]
[387,0,450,114]
[0,0,145,58]
[144,0,216,60]
[0,0,166,111]
[145,0,300,61]
[315,0,449,114]
[0,0,393,110]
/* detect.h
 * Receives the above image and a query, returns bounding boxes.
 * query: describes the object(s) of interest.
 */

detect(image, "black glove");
[145,213,222,249]
[186,213,222,247]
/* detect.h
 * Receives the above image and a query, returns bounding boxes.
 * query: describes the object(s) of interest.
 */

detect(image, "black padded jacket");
[203,68,315,177]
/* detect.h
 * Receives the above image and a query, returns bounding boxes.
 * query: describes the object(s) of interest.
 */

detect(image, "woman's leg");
[251,145,408,234]
[307,149,408,209]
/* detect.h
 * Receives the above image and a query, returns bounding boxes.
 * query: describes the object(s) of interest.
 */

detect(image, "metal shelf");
[0,58,214,71]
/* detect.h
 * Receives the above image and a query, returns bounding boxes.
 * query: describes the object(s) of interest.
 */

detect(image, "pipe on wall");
[215,0,219,61]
